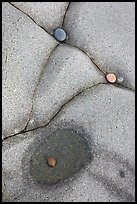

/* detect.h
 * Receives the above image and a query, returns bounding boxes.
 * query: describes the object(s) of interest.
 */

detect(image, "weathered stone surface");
[51,84,135,202]
[1,126,119,202]
[56,84,135,164]
[2,2,135,202]
[27,44,105,130]
[3,83,135,202]
[64,2,135,89]
[10,2,69,34]
[2,2,58,138]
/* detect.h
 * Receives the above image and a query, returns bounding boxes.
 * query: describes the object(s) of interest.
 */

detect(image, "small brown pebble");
[47,157,57,167]
[106,73,117,83]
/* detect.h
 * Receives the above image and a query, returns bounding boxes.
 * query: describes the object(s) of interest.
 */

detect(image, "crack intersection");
[2,82,107,141]
[3,2,135,142]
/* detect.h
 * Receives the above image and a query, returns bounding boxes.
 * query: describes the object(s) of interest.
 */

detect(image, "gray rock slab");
[2,133,34,202]
[50,84,135,202]
[10,2,69,35]
[3,83,135,202]
[55,84,135,164]
[63,2,135,89]
[2,127,119,202]
[2,2,58,138]
[27,44,105,130]
[2,2,135,202]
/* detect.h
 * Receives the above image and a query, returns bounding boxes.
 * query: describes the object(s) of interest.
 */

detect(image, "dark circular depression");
[29,128,92,185]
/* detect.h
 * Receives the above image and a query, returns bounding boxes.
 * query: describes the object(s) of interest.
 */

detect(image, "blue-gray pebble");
[54,28,67,42]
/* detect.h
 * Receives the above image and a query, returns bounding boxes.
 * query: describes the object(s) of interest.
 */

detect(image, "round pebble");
[106,73,117,83]
[54,28,67,42]
[47,157,57,167]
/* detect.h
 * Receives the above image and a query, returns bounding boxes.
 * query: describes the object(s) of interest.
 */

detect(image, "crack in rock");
[61,2,71,27]
[23,43,60,132]
[9,2,55,39]
[2,82,107,141]
[65,41,107,75]
[64,42,135,91]
[3,2,134,142]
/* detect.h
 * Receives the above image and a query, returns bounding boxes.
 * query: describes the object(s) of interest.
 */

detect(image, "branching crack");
[2,3,135,142]
[8,1,134,93]
[2,43,60,141]
[64,42,135,92]
[2,82,107,142]
[2,39,134,142]
[9,2,55,39]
